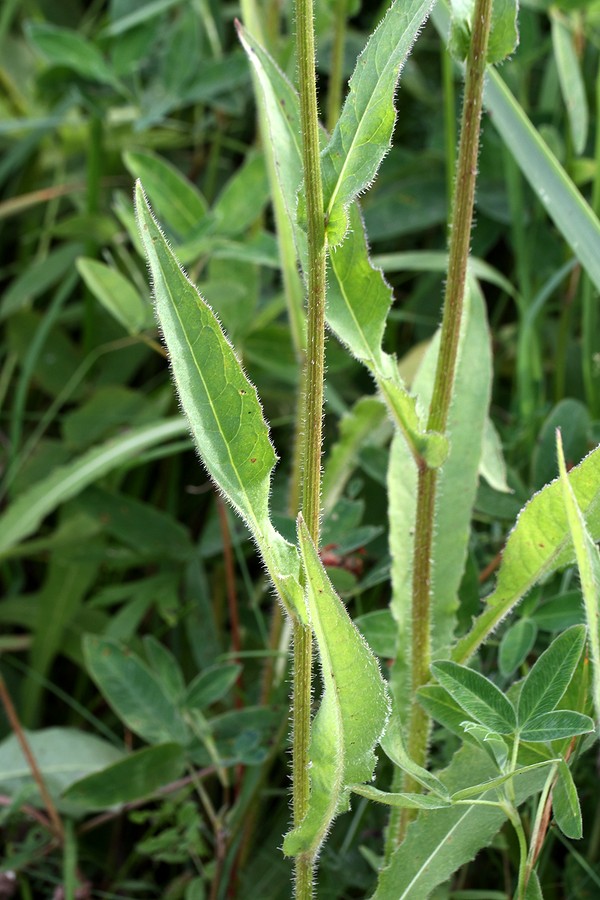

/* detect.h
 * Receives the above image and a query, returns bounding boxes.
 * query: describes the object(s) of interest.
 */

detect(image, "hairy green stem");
[295,0,327,893]
[394,0,494,847]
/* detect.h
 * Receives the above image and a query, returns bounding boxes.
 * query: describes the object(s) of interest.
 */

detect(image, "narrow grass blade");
[453,444,600,664]
[283,516,389,858]
[557,430,600,721]
[517,625,586,728]
[321,0,434,245]
[135,183,303,616]
[0,417,188,557]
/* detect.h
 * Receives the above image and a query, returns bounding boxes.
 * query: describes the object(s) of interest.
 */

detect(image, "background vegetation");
[1,0,600,897]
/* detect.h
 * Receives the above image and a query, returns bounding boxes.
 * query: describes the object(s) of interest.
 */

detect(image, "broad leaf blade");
[84,636,190,746]
[321,0,434,244]
[517,625,586,728]
[283,516,389,858]
[135,183,302,616]
[454,444,600,664]
[519,710,594,743]
[63,743,185,810]
[431,661,516,734]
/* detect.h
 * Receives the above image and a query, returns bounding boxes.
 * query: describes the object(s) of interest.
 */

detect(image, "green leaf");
[212,151,270,238]
[373,742,548,899]
[520,710,594,742]
[84,636,190,746]
[449,0,518,65]
[450,759,557,801]
[557,430,600,722]
[524,870,544,900]
[135,183,303,617]
[236,23,306,273]
[354,609,397,659]
[125,151,209,243]
[417,685,481,745]
[381,716,450,799]
[328,204,447,467]
[26,22,121,88]
[551,11,588,156]
[431,661,516,734]
[63,743,185,810]
[484,69,600,296]
[453,444,600,664]
[283,516,389,858]
[321,0,434,245]
[184,664,241,710]
[499,619,537,677]
[553,759,582,840]
[0,728,123,803]
[461,723,508,771]
[349,784,450,809]
[0,417,187,557]
[143,636,186,704]
[517,626,586,728]
[77,258,154,335]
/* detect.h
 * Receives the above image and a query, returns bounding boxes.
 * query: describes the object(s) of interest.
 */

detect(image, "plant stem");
[395,0,494,846]
[295,0,327,890]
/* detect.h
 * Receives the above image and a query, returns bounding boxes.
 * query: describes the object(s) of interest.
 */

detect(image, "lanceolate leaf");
[453,444,600,664]
[517,626,586,728]
[519,710,593,743]
[283,516,389,858]
[328,204,447,467]
[553,759,583,840]
[135,184,303,617]
[321,0,434,245]
[381,715,449,799]
[431,661,516,734]
[349,784,450,810]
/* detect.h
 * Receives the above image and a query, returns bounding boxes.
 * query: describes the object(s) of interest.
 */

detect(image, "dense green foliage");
[2,0,600,898]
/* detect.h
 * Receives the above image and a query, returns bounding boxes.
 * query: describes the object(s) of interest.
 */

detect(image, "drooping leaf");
[553,759,582,840]
[283,516,389,858]
[63,743,185,810]
[26,22,122,88]
[381,716,449,799]
[135,183,303,617]
[517,625,586,728]
[84,636,190,746]
[0,418,188,557]
[431,661,516,734]
[461,723,508,771]
[519,710,594,743]
[321,0,434,245]
[454,444,600,664]
[349,784,450,810]
[450,759,558,801]
[557,431,600,721]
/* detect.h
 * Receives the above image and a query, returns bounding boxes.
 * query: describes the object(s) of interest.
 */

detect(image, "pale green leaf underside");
[135,183,302,616]
[322,0,434,245]
[454,443,600,664]
[283,517,389,858]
